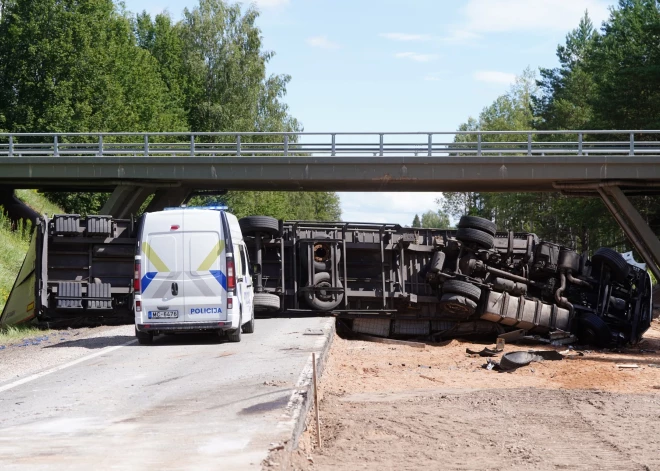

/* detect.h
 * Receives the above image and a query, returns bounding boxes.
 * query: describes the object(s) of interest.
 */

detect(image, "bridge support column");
[101,185,154,219]
[597,186,660,282]
[145,187,193,213]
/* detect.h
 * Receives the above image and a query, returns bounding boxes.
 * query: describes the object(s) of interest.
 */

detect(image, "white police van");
[133,207,254,345]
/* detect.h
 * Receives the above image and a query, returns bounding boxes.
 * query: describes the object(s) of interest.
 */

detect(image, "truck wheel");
[442,279,482,302]
[304,272,344,311]
[253,293,281,313]
[456,227,494,249]
[226,314,242,342]
[135,328,153,345]
[438,294,478,319]
[592,247,630,282]
[239,216,280,237]
[576,313,612,348]
[300,235,341,271]
[457,216,497,236]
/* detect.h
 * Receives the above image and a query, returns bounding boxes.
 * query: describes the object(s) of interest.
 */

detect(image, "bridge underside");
[1,155,659,280]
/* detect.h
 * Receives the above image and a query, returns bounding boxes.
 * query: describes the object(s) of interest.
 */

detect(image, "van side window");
[239,245,248,276]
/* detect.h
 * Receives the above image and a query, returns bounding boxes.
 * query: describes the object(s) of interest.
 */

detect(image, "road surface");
[0,317,333,470]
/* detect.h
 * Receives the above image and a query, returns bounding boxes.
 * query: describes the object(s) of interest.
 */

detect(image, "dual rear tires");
[456,216,496,249]
[439,279,482,319]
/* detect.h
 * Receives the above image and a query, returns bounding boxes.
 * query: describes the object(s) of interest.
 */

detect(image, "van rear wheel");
[135,328,153,345]
[227,315,242,342]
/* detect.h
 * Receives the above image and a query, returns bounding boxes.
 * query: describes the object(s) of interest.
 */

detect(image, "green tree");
[412,214,421,228]
[420,210,450,229]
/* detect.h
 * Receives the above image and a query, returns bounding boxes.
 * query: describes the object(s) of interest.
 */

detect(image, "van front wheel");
[227,315,242,343]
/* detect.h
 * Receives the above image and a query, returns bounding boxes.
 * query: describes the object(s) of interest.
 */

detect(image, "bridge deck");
[0,131,659,192]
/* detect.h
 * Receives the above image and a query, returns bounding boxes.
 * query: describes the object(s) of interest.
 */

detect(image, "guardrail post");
[284,135,289,156]
[477,133,482,156]
[331,134,336,156]
[527,132,532,156]
[379,133,384,157]
[190,134,195,156]
[578,132,583,156]
[236,134,241,156]
[54,135,59,157]
[427,134,432,156]
[144,134,149,156]
[630,132,635,156]
[8,135,13,157]
[98,135,103,156]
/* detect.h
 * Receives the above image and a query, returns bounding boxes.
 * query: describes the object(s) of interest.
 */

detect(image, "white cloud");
[339,192,442,226]
[474,70,517,85]
[461,0,610,33]
[306,36,340,50]
[380,33,432,42]
[395,52,439,63]
[251,0,290,7]
[424,75,441,81]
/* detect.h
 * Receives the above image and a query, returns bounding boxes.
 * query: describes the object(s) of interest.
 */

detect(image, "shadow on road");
[44,335,136,349]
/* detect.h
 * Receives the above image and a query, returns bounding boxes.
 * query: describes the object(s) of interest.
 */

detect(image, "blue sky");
[124,0,613,225]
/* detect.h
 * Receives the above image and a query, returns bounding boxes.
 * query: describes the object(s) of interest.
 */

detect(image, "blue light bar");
[163,205,228,211]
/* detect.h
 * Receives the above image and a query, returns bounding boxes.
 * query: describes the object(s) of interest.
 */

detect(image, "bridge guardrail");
[0,131,659,157]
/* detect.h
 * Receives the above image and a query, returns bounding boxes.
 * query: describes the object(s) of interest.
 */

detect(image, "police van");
[133,207,254,345]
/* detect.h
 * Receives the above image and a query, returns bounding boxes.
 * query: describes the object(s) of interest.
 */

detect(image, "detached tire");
[577,313,612,348]
[456,227,494,249]
[253,293,281,313]
[304,272,344,311]
[592,247,630,282]
[457,216,497,236]
[442,279,482,302]
[239,216,280,237]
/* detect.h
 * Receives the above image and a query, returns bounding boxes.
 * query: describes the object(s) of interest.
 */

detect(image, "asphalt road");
[0,317,334,470]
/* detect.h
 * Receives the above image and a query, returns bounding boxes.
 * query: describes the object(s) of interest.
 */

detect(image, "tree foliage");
[0,0,338,219]
[445,2,660,254]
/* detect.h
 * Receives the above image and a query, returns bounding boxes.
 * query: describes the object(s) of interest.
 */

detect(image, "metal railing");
[0,131,659,157]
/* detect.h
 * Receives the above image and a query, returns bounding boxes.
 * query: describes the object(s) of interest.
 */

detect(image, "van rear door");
[140,211,185,323]
[182,210,227,322]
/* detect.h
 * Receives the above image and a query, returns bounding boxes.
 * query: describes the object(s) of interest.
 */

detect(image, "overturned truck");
[0,213,653,347]
[241,215,654,347]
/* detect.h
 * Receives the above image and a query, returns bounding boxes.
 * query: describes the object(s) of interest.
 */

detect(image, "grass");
[0,191,63,314]
[0,324,49,346]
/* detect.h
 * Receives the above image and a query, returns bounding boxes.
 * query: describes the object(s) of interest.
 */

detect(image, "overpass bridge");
[0,130,659,278]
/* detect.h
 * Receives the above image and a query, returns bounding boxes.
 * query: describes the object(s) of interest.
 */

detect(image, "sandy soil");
[274,319,660,470]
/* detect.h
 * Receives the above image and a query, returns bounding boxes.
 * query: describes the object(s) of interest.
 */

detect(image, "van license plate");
[149,310,178,319]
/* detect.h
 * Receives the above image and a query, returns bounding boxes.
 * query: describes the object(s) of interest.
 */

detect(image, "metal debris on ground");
[466,347,502,357]
[617,364,639,369]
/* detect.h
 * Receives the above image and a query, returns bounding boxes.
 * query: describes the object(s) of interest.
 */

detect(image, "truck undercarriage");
[1,214,654,348]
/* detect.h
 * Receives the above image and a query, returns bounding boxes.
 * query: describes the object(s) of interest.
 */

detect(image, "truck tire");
[239,216,280,237]
[304,272,344,311]
[253,293,280,312]
[576,313,612,348]
[442,279,482,302]
[456,227,494,249]
[300,235,341,271]
[592,247,630,282]
[135,328,153,345]
[439,294,478,319]
[226,314,242,342]
[457,216,497,236]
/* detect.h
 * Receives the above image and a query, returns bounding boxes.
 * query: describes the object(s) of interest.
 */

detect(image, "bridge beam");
[597,187,660,282]
[100,185,154,219]
[145,187,193,213]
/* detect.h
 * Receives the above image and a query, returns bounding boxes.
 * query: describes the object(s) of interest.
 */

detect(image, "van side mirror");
[252,263,262,275]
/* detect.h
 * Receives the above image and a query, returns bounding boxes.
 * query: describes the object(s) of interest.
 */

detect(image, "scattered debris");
[647,364,660,369]
[617,364,639,369]
[498,350,563,371]
[498,329,526,342]
[303,329,325,336]
[466,347,502,357]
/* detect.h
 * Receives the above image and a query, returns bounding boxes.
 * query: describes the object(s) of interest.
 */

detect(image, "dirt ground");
[273,319,660,470]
